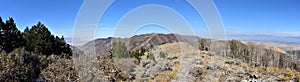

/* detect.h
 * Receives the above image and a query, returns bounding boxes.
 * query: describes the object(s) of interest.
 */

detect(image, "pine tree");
[0,18,73,56]
[23,22,72,56]
[0,17,3,50]
[64,44,72,56]
[1,17,23,53]
[54,36,66,55]
[54,36,62,55]
[56,36,72,57]
[23,27,35,51]
[23,22,54,55]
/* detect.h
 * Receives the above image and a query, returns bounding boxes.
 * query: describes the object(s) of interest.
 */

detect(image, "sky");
[1,0,300,45]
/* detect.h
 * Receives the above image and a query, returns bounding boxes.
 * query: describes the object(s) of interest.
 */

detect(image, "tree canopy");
[0,17,72,57]
[0,17,23,53]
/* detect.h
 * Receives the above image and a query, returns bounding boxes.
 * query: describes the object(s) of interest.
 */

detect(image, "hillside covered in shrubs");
[77,39,300,81]
[74,33,300,81]
[198,38,300,71]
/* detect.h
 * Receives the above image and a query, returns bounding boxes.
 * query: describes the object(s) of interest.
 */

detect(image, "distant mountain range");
[78,33,200,55]
[66,34,300,47]
[227,34,300,44]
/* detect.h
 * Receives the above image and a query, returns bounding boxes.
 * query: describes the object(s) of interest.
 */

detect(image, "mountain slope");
[73,33,300,81]
[79,33,200,55]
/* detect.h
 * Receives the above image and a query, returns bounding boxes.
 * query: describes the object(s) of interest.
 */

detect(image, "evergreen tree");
[23,22,72,56]
[23,27,35,51]
[0,17,72,56]
[0,17,23,53]
[64,44,72,56]
[54,36,72,56]
[59,36,72,55]
[23,22,54,55]
[0,17,3,50]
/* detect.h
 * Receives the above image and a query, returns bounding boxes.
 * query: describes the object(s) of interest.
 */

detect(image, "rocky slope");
[147,42,300,81]
[72,33,300,81]
[75,42,300,81]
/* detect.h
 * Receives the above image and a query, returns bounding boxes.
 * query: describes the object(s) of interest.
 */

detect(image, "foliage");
[53,36,72,56]
[159,51,167,59]
[0,16,73,81]
[169,71,178,78]
[23,22,54,55]
[129,47,148,63]
[198,38,211,51]
[23,22,72,57]
[0,48,48,81]
[109,45,150,63]
[0,48,75,81]
[0,17,72,56]
[40,58,78,81]
[207,39,300,71]
[147,51,156,63]
[0,17,23,53]
[96,55,131,81]
[109,41,128,59]
[0,17,2,49]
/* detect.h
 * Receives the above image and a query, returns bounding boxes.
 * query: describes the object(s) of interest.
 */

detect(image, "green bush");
[147,51,156,63]
[129,47,148,63]
[159,52,167,59]
[109,41,129,59]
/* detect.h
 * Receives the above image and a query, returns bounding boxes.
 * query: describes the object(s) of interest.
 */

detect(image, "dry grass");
[152,71,172,82]
[266,67,280,74]
[239,62,249,69]
[171,60,182,78]
[152,63,181,81]
[283,68,294,78]
[295,72,300,81]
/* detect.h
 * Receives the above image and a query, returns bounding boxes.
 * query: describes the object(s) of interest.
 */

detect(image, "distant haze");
[227,34,300,44]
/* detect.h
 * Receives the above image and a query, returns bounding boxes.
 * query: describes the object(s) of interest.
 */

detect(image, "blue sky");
[215,0,300,36]
[0,0,83,37]
[1,0,300,44]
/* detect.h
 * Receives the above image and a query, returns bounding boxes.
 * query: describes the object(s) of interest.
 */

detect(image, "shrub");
[198,38,211,51]
[147,52,156,63]
[109,41,129,59]
[129,47,148,63]
[159,52,167,59]
[0,48,47,81]
[169,71,178,78]
[40,58,78,81]
[295,72,300,82]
